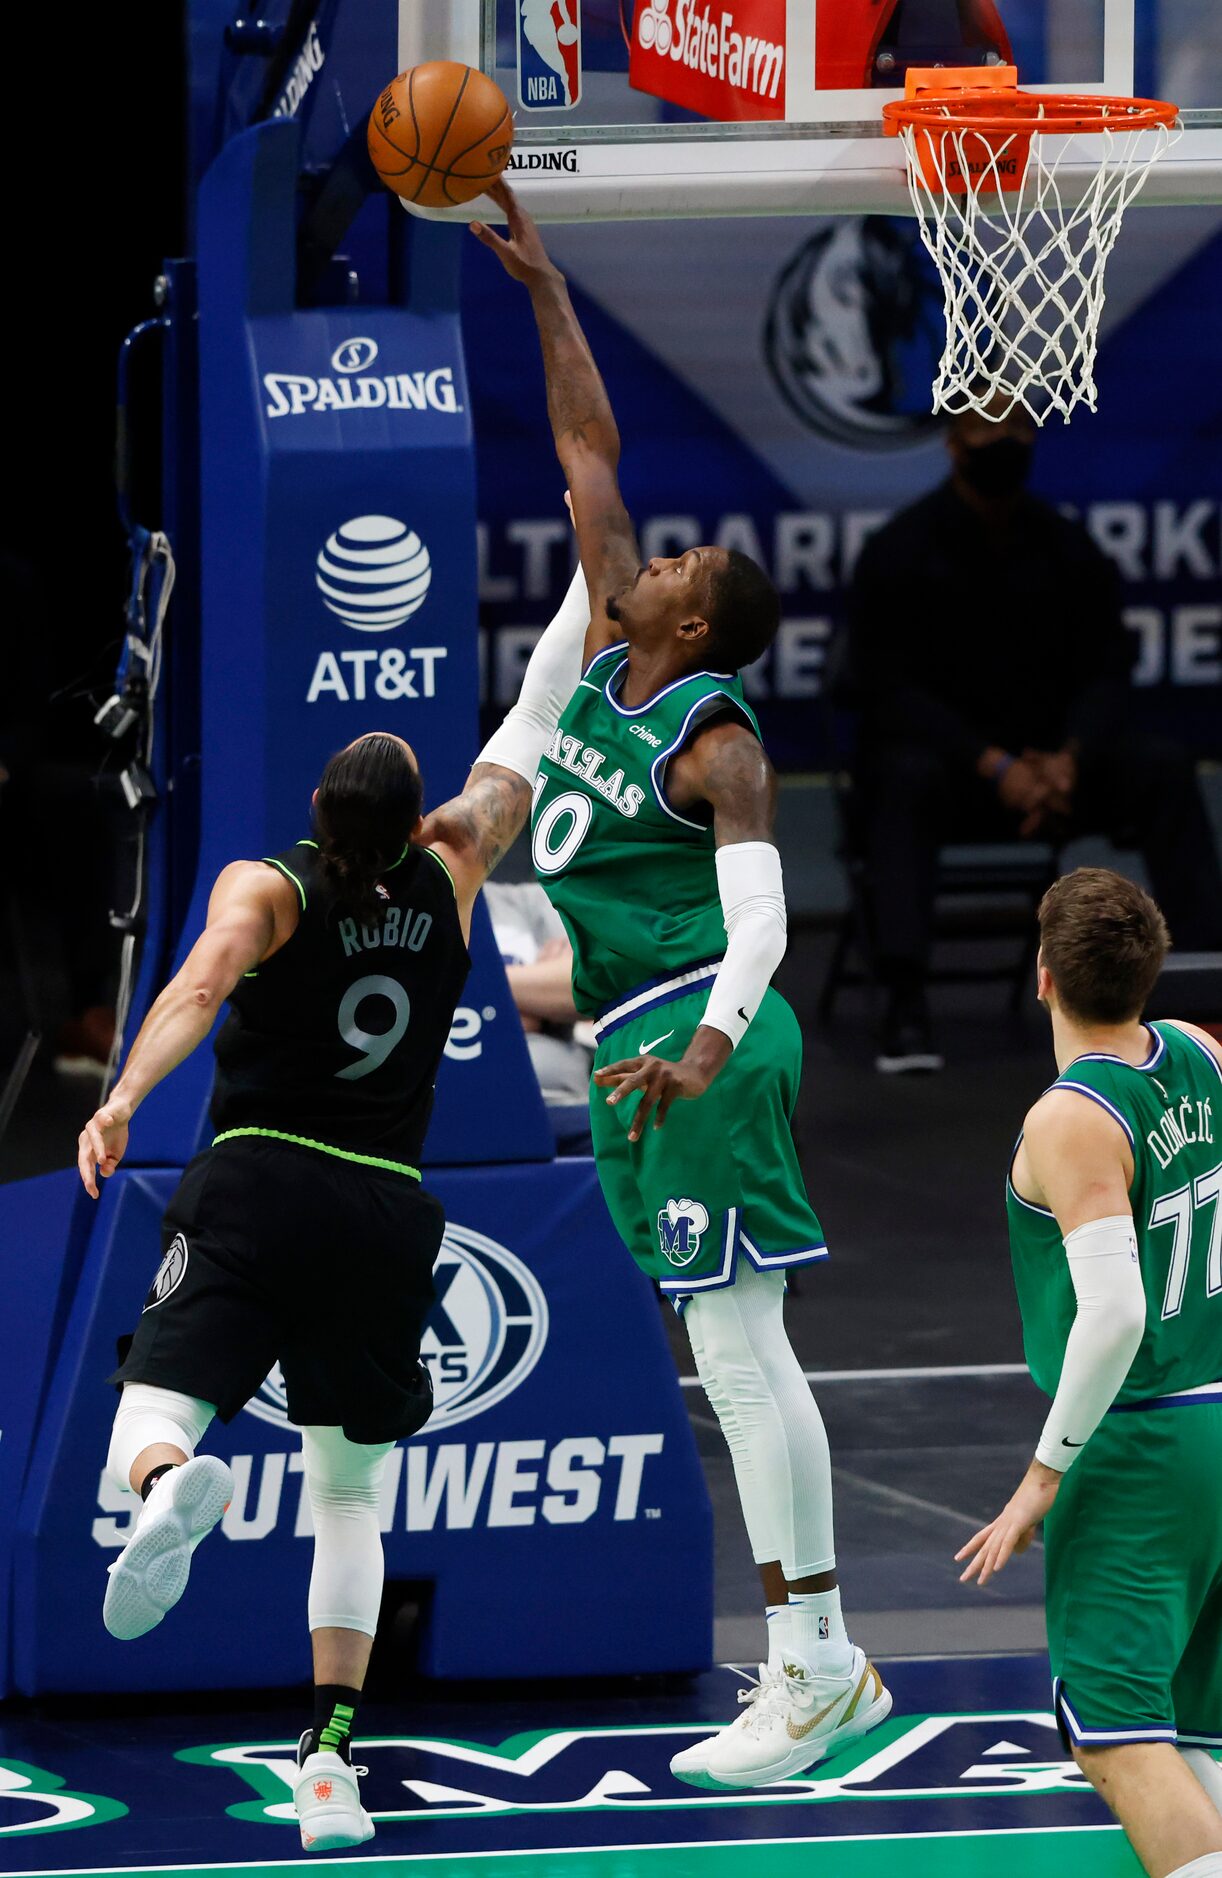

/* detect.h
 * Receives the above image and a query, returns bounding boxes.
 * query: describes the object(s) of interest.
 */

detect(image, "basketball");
[367,62,514,210]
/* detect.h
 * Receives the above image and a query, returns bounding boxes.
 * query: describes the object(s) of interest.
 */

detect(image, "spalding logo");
[242,1224,548,1432]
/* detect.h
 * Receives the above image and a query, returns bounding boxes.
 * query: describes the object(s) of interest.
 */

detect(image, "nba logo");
[517,0,582,112]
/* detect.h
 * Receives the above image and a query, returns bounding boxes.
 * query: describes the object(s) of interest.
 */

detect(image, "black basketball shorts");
[110,1136,444,1444]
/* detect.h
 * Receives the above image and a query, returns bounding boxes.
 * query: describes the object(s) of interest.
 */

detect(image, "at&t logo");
[242,1223,547,1433]
[307,515,447,706]
[315,516,431,631]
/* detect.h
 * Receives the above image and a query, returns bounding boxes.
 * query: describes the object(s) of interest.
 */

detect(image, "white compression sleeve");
[700,842,787,1049]
[303,1426,394,1638]
[476,561,591,783]
[107,1383,216,1493]
[1034,1215,1147,1472]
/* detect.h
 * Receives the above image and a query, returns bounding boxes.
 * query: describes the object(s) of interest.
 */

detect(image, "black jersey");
[210,839,469,1174]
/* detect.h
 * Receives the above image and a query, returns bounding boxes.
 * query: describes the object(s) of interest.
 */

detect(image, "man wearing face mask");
[844,404,1222,1073]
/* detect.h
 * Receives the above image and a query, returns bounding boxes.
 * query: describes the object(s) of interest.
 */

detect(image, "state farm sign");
[630,0,786,122]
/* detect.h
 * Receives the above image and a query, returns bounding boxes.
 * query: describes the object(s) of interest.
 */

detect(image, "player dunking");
[959,869,1222,1878]
[76,730,565,1853]
[457,183,891,1786]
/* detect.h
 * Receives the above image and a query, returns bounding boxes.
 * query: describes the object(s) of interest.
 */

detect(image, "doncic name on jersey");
[89,1224,667,1542]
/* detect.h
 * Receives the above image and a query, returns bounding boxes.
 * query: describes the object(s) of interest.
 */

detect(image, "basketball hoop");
[883,67,1180,422]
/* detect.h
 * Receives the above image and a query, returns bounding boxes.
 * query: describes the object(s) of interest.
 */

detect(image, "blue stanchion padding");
[134,119,549,1169]
[11,1157,712,1694]
[0,1172,95,1698]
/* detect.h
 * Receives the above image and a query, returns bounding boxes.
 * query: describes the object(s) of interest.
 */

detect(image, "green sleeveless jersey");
[530,641,760,1015]
[1008,1021,1222,1404]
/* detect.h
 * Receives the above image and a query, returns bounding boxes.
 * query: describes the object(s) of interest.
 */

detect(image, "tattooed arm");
[470,183,639,663]
[420,762,534,942]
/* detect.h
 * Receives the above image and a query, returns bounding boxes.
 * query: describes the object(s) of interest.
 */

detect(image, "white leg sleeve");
[684,1263,836,1580]
[303,1426,394,1639]
[107,1383,215,1493]
[1180,1745,1222,1808]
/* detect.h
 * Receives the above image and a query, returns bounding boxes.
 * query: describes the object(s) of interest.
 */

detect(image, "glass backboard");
[399,0,1222,217]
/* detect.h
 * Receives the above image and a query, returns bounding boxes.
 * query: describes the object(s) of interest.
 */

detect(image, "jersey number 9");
[336,975,411,1081]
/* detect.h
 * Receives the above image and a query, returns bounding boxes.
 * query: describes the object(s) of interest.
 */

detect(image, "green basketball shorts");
[1045,1397,1222,1749]
[589,974,827,1298]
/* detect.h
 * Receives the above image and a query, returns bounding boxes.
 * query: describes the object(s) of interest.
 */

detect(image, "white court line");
[678,1362,1029,1387]
[25,1821,1129,1876]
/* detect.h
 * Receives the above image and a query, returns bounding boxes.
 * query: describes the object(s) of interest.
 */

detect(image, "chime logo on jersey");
[144,1233,188,1311]
[658,1197,709,1266]
[241,1224,548,1432]
[517,0,582,112]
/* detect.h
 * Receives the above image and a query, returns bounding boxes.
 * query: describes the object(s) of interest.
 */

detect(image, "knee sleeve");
[302,1426,393,1639]
[685,1264,835,1580]
[107,1383,215,1494]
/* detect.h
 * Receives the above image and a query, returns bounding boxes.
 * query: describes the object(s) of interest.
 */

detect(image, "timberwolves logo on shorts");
[763,218,944,449]
[517,0,582,112]
[241,1225,549,1432]
[144,1234,189,1311]
[657,1198,709,1268]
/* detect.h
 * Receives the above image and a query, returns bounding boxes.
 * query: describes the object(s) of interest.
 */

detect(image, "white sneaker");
[670,1666,782,1785]
[294,1742,375,1853]
[696,1648,892,1789]
[103,1456,233,1641]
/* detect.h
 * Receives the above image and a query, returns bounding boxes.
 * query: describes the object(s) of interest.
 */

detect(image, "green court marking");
[22,1824,1146,1877]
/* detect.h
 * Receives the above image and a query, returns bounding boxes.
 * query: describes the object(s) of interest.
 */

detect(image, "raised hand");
[469,181,562,287]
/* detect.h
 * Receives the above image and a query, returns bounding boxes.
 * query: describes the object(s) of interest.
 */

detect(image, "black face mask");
[957,437,1034,498]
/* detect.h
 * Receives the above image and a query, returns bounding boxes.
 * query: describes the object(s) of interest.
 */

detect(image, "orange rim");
[883,89,1178,137]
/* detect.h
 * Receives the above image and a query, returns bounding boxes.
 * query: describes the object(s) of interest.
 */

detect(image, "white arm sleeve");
[1034,1214,1147,1473]
[476,561,591,783]
[700,842,787,1050]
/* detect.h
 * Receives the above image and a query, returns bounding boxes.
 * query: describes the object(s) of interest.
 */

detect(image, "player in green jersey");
[958,868,1222,1878]
[447,181,890,1791]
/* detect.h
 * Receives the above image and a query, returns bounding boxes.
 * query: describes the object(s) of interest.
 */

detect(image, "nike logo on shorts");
[639,1029,675,1056]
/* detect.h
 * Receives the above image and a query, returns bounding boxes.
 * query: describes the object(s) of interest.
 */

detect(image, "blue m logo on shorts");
[657,1197,710,1268]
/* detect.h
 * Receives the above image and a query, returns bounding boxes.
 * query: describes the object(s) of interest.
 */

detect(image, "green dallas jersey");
[1007,1020,1222,1405]
[531,641,761,1016]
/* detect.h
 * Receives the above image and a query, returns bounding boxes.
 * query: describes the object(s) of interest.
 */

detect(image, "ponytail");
[314,734,423,923]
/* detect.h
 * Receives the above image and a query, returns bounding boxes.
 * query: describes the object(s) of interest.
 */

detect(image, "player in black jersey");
[77,729,538,1853]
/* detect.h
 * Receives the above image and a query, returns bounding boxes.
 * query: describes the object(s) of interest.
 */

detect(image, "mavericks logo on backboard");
[242,1224,548,1432]
[657,1197,709,1267]
[764,220,943,449]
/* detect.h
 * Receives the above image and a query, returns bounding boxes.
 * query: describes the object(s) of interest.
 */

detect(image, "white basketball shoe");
[294,1738,375,1853]
[672,1649,891,1790]
[103,1456,233,1641]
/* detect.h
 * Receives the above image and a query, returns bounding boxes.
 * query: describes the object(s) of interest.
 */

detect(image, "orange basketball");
[367,62,514,210]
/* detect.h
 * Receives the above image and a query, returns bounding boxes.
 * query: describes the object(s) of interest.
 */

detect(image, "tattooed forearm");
[423,763,533,881]
[530,276,620,463]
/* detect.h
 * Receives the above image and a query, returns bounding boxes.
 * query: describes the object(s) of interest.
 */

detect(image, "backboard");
[400,0,1222,218]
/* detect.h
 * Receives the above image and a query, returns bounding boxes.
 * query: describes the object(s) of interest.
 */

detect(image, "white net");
[896,114,1179,421]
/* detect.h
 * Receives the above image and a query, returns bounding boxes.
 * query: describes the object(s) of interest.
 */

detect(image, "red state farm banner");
[629,0,787,123]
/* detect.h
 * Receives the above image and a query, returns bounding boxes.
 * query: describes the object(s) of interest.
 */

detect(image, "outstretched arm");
[593,720,785,1140]
[956,1094,1141,1587]
[421,763,534,939]
[471,183,639,662]
[77,862,299,1196]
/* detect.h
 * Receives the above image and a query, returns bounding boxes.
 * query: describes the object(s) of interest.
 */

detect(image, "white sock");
[1180,1747,1222,1809]
[764,1604,788,1673]
[1166,1856,1222,1878]
[786,1589,852,1673]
